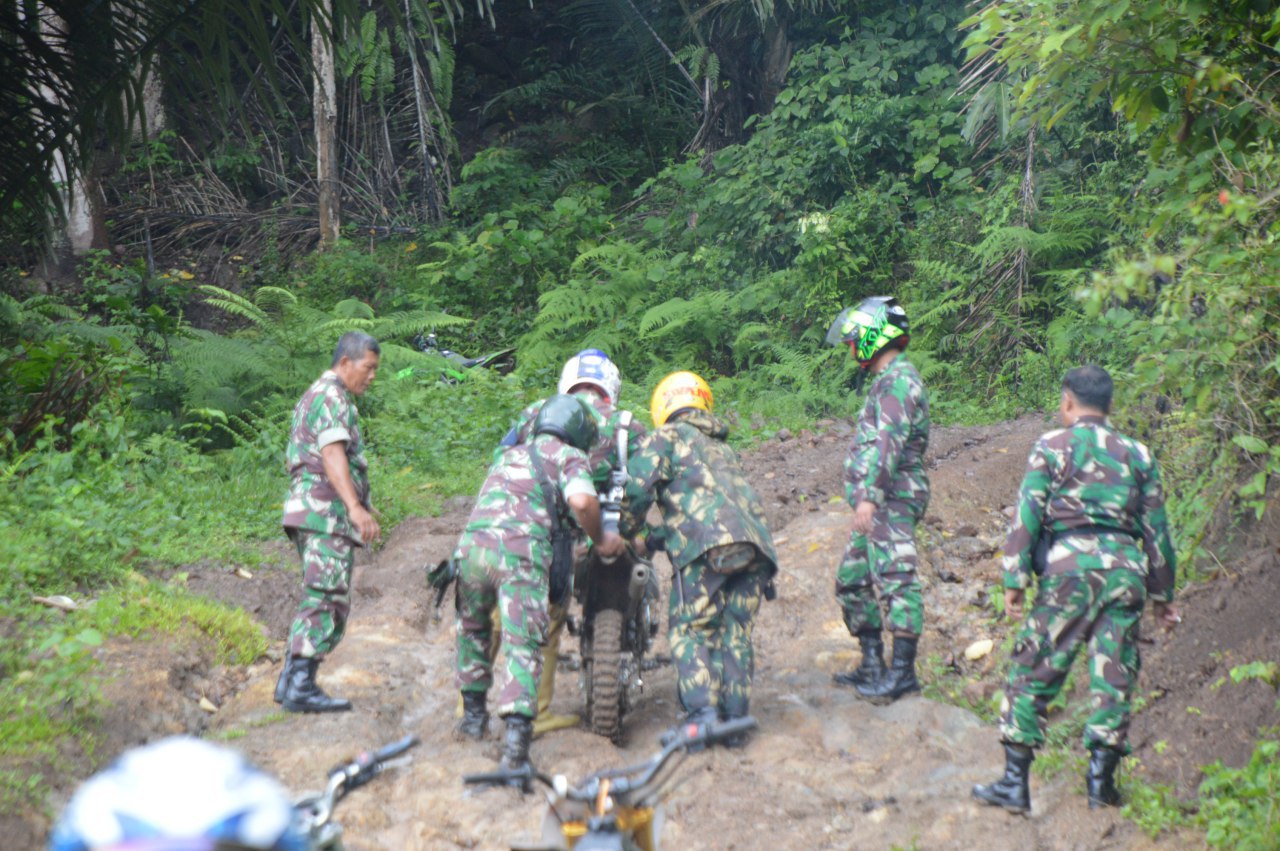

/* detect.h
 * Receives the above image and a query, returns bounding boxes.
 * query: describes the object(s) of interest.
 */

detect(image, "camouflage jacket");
[464,434,597,558]
[845,356,930,512]
[282,371,370,541]
[1002,415,1177,600]
[621,410,777,572]
[506,391,646,488]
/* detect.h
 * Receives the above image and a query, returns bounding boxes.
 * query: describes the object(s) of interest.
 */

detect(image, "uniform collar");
[1074,414,1108,425]
[875,355,910,379]
[322,369,350,393]
[669,408,730,439]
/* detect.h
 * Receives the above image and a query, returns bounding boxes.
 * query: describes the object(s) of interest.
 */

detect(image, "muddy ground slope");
[11,414,1279,849]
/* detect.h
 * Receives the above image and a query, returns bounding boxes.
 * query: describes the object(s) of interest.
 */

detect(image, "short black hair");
[331,332,381,367]
[1062,364,1113,413]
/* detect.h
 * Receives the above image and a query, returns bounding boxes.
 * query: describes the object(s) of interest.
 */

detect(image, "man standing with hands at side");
[826,296,931,705]
[276,332,382,713]
[973,364,1180,814]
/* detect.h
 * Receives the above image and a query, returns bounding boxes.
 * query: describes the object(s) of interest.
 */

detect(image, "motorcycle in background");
[409,330,515,383]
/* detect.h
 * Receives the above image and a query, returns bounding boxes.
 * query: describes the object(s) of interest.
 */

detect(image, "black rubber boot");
[855,635,920,704]
[457,691,489,741]
[498,714,535,789]
[280,657,352,713]
[719,710,751,749]
[273,654,294,704]
[1086,746,1123,808]
[972,742,1034,814]
[833,630,886,688]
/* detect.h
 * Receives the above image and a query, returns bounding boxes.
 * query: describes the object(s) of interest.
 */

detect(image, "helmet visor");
[825,306,875,347]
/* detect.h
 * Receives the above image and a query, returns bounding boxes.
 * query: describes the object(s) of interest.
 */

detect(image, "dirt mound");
[11,414,1276,849]
[1129,511,1280,797]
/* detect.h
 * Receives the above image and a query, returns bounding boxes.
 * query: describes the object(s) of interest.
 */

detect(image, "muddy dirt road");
[24,414,1280,849]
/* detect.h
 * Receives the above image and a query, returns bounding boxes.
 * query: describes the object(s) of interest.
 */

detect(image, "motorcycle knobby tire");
[586,608,625,742]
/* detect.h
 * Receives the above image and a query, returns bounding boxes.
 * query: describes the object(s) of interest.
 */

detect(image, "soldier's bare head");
[332,332,381,395]
[1061,365,1112,419]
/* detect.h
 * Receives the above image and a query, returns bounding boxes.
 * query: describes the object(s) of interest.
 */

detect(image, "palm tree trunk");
[312,0,340,247]
[32,4,106,279]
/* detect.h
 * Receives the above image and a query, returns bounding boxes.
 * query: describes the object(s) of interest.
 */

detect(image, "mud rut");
[43,416,1212,850]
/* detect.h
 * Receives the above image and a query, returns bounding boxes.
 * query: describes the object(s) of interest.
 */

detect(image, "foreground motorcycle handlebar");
[461,716,757,799]
[295,735,420,849]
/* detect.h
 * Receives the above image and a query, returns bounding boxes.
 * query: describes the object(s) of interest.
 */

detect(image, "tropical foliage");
[0,0,1277,833]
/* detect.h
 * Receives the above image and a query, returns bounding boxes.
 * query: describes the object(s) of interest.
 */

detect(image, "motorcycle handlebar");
[665,715,757,751]
[574,715,759,802]
[371,735,420,764]
[461,764,544,790]
[299,736,420,834]
[336,735,420,792]
[702,716,757,744]
[460,717,758,805]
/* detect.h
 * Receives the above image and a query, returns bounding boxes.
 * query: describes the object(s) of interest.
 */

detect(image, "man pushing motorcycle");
[451,393,625,779]
[623,371,778,748]
[454,350,645,741]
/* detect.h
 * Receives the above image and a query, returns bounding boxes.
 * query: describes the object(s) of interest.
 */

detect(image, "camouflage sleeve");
[556,444,597,502]
[584,405,615,487]
[619,429,668,537]
[846,380,916,507]
[1136,449,1177,601]
[845,395,879,505]
[1001,440,1055,589]
[314,391,351,449]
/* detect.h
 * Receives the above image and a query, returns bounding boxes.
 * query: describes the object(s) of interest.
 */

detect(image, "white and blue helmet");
[49,737,306,851]
[557,348,621,404]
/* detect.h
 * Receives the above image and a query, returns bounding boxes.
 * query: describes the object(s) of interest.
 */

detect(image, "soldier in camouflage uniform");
[973,365,1181,814]
[275,332,382,713]
[496,350,645,737]
[825,297,930,704]
[453,394,625,778]
[622,371,777,748]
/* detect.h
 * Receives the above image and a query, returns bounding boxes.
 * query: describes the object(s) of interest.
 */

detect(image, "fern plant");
[173,285,465,425]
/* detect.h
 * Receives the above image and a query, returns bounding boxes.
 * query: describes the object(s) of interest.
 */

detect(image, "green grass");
[76,580,269,666]
[209,710,291,742]
[0,578,272,816]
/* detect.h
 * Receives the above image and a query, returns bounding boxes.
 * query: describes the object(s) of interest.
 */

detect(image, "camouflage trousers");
[1000,567,1145,751]
[286,529,354,660]
[835,501,924,637]
[478,600,568,718]
[454,529,550,719]
[669,548,770,718]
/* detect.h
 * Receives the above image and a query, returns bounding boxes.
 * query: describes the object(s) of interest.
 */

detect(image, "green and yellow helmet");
[826,296,910,369]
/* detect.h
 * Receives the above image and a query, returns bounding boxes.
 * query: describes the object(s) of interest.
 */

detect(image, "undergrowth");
[0,577,268,815]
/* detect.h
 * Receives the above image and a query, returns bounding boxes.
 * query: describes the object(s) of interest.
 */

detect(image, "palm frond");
[1,0,497,242]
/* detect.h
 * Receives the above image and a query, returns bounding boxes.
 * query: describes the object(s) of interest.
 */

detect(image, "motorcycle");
[464,716,755,851]
[293,735,420,850]
[410,330,515,383]
[574,411,661,743]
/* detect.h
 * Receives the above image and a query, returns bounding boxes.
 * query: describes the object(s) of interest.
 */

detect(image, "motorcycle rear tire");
[586,608,624,742]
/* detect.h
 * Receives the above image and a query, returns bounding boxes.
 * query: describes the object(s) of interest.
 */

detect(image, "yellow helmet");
[650,371,713,426]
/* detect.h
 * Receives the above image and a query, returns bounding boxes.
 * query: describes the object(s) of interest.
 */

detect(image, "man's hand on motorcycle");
[596,532,626,560]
